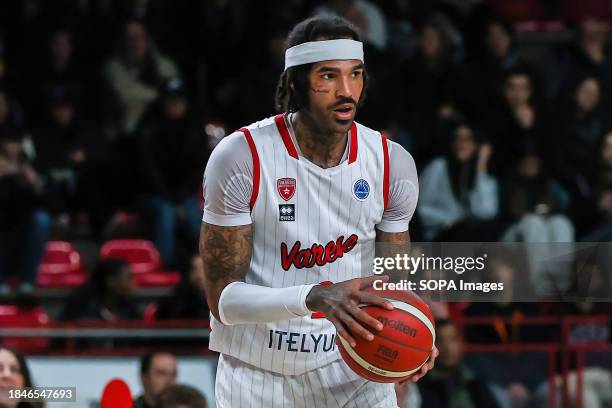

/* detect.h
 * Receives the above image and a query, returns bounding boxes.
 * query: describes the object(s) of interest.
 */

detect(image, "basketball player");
[200,15,437,407]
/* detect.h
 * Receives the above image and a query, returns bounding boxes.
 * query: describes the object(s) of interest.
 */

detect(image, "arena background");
[0,0,611,407]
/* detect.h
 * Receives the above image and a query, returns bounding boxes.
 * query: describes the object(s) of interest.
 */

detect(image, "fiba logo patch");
[353,179,370,201]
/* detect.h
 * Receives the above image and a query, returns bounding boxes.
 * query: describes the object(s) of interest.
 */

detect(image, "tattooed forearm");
[375,229,411,282]
[200,222,253,319]
[376,230,410,244]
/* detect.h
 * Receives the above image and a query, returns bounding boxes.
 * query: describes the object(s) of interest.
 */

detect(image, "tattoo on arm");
[375,230,411,244]
[200,222,253,317]
[375,229,411,282]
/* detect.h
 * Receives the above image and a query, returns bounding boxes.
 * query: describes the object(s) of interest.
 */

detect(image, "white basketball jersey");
[209,113,391,375]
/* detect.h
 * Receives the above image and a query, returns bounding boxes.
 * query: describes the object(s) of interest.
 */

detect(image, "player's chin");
[329,114,355,133]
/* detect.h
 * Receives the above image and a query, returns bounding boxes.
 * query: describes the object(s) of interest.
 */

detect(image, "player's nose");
[336,76,353,99]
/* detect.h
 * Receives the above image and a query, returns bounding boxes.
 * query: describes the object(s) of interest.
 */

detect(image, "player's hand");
[400,345,438,383]
[305,275,394,347]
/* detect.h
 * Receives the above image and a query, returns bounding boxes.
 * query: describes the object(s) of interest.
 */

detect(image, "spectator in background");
[0,89,26,139]
[22,28,85,124]
[103,20,178,136]
[501,143,574,294]
[156,384,206,408]
[543,17,612,109]
[501,143,573,240]
[549,256,612,343]
[156,254,208,320]
[487,69,548,175]
[0,33,19,95]
[464,250,544,344]
[582,181,612,242]
[0,346,43,408]
[135,351,178,408]
[31,87,89,217]
[535,257,612,408]
[317,0,388,50]
[556,77,608,200]
[395,14,462,165]
[464,18,526,121]
[573,129,612,239]
[0,140,51,295]
[418,122,499,241]
[417,319,500,408]
[136,79,206,267]
[463,255,542,408]
[60,258,140,321]
[236,27,286,125]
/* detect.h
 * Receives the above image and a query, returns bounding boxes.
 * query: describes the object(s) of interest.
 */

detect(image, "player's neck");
[292,111,348,169]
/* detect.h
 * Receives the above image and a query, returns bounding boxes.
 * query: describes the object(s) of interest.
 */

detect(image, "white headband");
[284,39,364,70]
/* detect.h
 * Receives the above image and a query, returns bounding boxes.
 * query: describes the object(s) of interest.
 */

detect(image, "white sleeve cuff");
[202,209,252,226]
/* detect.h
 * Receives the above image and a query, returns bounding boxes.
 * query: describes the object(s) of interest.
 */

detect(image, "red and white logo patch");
[277,178,296,201]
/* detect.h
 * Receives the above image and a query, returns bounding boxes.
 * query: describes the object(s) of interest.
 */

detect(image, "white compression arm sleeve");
[217,282,318,325]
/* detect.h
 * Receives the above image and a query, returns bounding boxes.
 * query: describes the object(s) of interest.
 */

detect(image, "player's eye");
[321,73,334,80]
[351,70,363,78]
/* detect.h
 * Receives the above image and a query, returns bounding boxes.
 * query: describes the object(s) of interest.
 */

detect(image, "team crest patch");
[277,178,296,201]
[279,204,295,221]
[353,179,370,201]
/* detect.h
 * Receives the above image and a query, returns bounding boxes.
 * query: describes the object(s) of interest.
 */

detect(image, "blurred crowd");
[0,0,611,286]
[0,0,611,407]
[0,346,208,407]
[1,0,612,291]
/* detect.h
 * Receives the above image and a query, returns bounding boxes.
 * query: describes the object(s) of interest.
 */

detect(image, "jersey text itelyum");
[268,330,337,353]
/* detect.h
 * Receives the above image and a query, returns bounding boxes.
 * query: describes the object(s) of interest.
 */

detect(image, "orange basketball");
[337,289,435,383]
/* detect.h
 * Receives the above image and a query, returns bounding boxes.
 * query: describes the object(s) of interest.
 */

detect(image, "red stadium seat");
[99,240,180,287]
[0,305,49,353]
[488,0,544,22]
[560,0,612,22]
[143,303,158,323]
[36,241,87,288]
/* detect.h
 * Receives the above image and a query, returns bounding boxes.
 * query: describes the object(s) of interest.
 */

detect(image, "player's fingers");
[408,366,428,383]
[411,364,430,382]
[327,315,357,348]
[409,349,436,382]
[425,346,438,370]
[357,291,394,311]
[336,308,375,342]
[358,274,388,290]
[347,304,384,332]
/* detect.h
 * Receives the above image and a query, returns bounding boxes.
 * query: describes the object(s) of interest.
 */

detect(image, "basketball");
[337,289,435,383]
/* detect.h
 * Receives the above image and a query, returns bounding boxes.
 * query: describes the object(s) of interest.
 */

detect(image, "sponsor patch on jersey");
[277,178,296,201]
[279,204,295,221]
[353,179,370,201]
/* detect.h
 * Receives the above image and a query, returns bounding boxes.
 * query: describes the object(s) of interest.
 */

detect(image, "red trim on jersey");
[381,132,390,209]
[240,127,260,210]
[348,122,358,164]
[275,113,299,160]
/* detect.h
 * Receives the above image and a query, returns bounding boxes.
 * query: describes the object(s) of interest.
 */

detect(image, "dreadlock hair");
[275,15,368,113]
